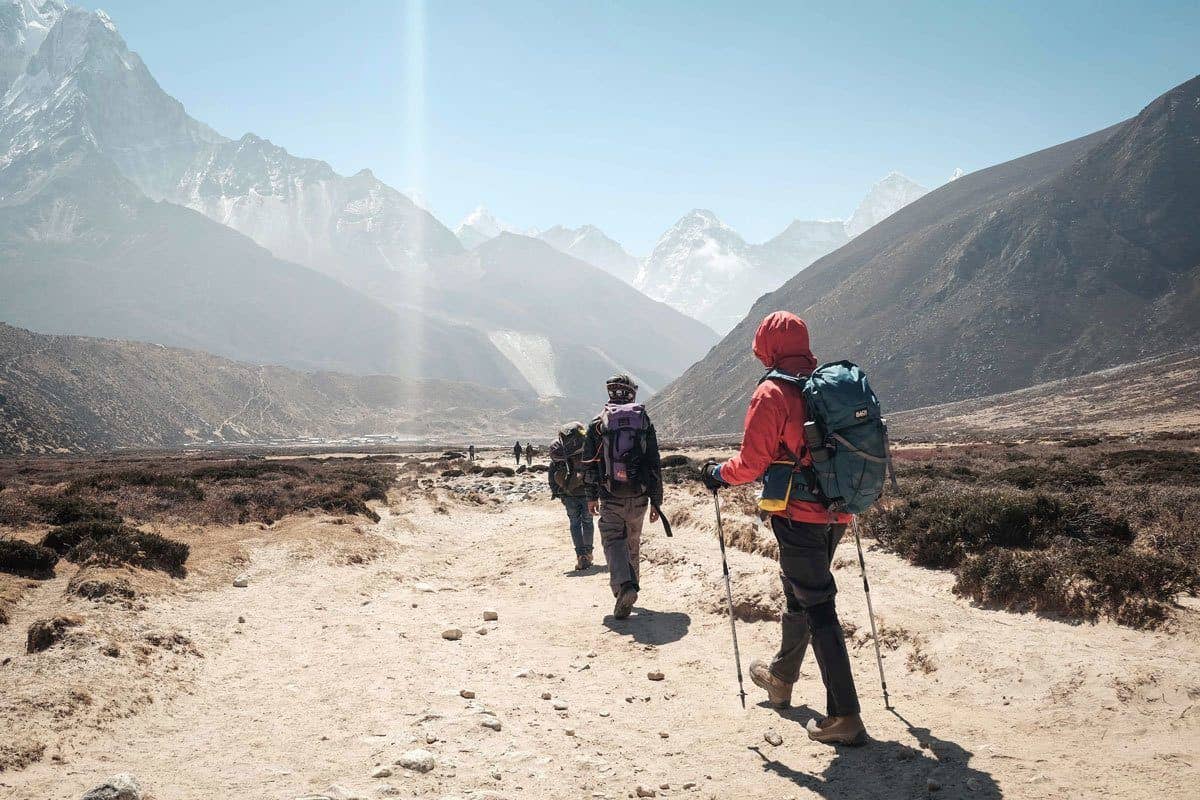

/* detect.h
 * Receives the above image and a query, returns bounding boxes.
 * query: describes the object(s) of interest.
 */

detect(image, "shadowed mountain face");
[650,76,1200,436]
[0,323,569,454]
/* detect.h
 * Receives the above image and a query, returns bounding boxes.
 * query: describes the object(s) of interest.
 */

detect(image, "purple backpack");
[600,402,649,488]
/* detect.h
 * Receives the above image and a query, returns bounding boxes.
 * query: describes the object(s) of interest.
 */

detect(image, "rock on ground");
[396,748,436,773]
[80,773,142,800]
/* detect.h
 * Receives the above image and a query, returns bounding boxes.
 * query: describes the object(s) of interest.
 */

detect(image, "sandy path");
[7,486,1199,799]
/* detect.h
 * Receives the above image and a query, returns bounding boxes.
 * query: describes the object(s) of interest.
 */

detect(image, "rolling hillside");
[0,323,568,454]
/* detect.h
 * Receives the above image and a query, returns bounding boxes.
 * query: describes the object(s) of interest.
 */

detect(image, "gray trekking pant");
[598,496,648,597]
[769,518,860,717]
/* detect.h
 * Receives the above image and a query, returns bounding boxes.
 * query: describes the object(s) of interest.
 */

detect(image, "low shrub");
[29,494,120,526]
[867,485,1190,628]
[70,470,205,501]
[660,454,692,468]
[993,464,1103,491]
[303,493,380,523]
[481,466,515,478]
[40,520,125,555]
[1103,449,1200,485]
[0,539,59,577]
[189,461,308,481]
[66,530,190,576]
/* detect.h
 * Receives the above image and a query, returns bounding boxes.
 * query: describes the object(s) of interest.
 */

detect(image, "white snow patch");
[488,330,562,398]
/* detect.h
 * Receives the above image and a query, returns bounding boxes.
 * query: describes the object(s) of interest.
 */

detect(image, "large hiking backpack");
[599,402,649,492]
[549,423,587,494]
[762,360,897,514]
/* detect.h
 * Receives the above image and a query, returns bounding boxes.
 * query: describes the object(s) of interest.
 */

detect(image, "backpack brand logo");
[855,408,869,419]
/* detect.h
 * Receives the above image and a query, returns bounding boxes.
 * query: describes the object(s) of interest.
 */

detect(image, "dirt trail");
[5,478,1199,799]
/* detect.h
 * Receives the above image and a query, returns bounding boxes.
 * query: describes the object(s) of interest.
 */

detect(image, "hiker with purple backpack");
[583,374,667,620]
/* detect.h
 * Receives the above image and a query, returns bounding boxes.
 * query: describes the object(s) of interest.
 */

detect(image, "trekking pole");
[712,490,748,709]
[852,516,891,709]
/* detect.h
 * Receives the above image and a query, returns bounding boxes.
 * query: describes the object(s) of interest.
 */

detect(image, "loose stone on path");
[396,749,436,773]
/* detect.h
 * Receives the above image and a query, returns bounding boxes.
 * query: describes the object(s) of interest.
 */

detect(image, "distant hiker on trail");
[468,444,475,462]
[584,373,664,620]
[525,442,535,467]
[701,311,865,745]
[513,441,522,466]
[549,422,594,571]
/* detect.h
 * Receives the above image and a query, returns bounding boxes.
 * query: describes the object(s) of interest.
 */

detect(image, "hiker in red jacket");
[701,311,865,746]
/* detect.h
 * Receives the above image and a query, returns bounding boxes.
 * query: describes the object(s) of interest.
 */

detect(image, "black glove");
[701,460,726,493]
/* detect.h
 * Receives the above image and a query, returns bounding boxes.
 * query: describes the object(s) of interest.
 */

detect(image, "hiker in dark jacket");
[525,443,535,467]
[549,422,594,571]
[583,373,664,620]
[701,311,864,745]
[513,441,522,466]
[468,444,475,462]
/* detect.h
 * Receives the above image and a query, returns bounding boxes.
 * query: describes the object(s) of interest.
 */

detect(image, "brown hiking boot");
[749,659,793,708]
[613,584,637,620]
[582,554,594,569]
[575,555,587,571]
[805,714,868,746]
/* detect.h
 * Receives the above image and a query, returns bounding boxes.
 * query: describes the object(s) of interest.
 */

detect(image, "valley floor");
[2,455,1199,799]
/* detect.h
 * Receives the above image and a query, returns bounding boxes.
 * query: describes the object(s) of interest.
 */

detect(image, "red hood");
[752,311,817,374]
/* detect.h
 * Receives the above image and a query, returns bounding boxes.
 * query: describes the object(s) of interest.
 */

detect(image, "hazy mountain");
[0,4,459,292]
[649,76,1200,436]
[538,224,640,284]
[844,171,928,237]
[0,145,521,385]
[0,323,568,454]
[0,5,716,409]
[377,234,717,400]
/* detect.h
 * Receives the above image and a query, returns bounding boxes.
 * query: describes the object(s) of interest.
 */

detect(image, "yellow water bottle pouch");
[758,461,797,512]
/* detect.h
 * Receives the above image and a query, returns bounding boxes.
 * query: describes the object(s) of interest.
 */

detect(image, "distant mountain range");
[0,3,715,414]
[0,323,569,454]
[650,75,1200,435]
[455,173,933,332]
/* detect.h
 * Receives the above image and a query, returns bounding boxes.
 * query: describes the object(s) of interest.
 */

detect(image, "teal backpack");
[761,360,897,514]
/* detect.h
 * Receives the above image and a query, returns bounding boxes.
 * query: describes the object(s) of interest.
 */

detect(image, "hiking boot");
[805,714,867,746]
[749,659,793,708]
[613,584,638,620]
[582,553,594,569]
[575,555,587,571]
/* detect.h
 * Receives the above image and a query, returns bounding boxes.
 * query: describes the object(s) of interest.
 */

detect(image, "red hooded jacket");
[718,311,853,525]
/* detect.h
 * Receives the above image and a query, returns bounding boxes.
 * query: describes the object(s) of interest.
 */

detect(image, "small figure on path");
[549,422,594,571]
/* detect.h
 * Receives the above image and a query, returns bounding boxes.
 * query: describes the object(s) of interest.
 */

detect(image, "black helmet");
[606,373,638,403]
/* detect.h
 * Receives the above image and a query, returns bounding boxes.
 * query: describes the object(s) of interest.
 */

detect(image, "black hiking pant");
[769,517,860,718]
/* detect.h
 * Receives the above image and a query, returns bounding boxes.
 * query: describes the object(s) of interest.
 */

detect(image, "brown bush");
[0,538,59,577]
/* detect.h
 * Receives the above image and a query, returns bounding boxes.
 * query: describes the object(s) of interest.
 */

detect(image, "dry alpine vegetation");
[1,442,1198,799]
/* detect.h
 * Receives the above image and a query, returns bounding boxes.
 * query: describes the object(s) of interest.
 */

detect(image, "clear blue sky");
[83,1,1198,252]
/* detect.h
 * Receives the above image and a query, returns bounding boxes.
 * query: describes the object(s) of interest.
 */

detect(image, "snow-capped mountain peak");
[455,204,520,248]
[844,172,928,237]
[538,223,639,284]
